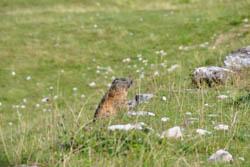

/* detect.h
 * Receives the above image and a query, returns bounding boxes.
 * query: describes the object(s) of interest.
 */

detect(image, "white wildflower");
[89,82,96,87]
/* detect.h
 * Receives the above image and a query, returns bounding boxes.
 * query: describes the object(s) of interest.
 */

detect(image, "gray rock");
[224,46,250,69]
[135,94,154,104]
[192,66,232,86]
[208,149,233,162]
[127,94,154,108]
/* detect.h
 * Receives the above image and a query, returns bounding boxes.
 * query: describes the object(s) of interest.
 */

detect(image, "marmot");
[93,78,133,121]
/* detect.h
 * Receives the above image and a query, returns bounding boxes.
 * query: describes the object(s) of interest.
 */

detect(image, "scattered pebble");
[161,117,170,122]
[196,129,212,135]
[208,114,218,117]
[214,124,229,130]
[239,157,245,161]
[159,126,183,139]
[108,122,146,131]
[217,95,228,99]
[41,98,49,103]
[127,111,155,116]
[208,149,233,162]
[188,117,199,121]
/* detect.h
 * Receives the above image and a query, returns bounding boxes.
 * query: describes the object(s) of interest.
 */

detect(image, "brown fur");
[93,78,133,121]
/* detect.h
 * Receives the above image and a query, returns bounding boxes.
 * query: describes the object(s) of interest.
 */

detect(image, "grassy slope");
[0,0,249,166]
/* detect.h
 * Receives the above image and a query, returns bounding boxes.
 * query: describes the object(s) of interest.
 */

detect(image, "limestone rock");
[159,126,183,139]
[192,66,232,86]
[208,149,233,162]
[127,94,154,108]
[224,46,250,69]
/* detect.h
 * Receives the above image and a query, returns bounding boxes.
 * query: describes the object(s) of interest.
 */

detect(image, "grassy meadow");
[0,0,250,166]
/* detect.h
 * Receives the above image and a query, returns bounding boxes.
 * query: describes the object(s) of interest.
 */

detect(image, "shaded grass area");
[0,0,250,166]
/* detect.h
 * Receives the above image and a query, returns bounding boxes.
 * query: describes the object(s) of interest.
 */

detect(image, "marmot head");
[111,78,133,90]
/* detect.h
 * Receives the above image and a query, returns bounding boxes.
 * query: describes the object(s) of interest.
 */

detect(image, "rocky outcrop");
[192,66,232,86]
[224,46,250,69]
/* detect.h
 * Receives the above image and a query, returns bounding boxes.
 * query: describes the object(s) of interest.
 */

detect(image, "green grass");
[0,0,250,166]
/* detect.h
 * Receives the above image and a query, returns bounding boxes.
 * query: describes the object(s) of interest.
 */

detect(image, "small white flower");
[204,103,209,107]
[161,117,170,122]
[137,54,142,58]
[9,122,13,126]
[92,58,96,62]
[168,64,180,72]
[136,69,140,73]
[21,105,25,109]
[23,99,27,103]
[53,95,58,99]
[89,82,96,87]
[0,102,2,106]
[96,70,100,73]
[243,18,248,23]
[26,76,31,80]
[122,58,131,62]
[111,76,116,80]
[107,83,112,87]
[139,73,144,79]
[162,96,167,101]
[49,86,54,90]
[133,64,137,68]
[43,109,47,112]
[61,69,64,73]
[12,72,16,76]
[80,94,85,98]
[36,104,40,108]
[179,46,184,50]
[93,24,98,28]
[138,57,142,61]
[185,112,192,115]
[154,71,159,76]
[73,87,78,91]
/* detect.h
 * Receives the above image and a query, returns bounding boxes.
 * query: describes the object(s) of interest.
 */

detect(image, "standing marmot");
[93,78,133,121]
